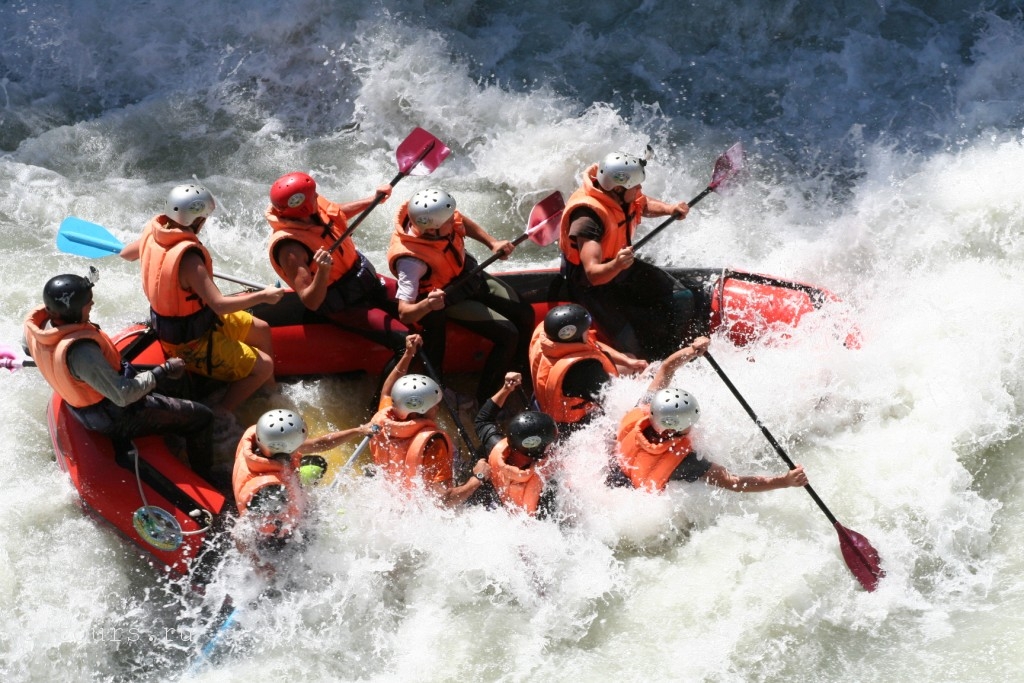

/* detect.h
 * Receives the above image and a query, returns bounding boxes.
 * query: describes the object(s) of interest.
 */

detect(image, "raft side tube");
[709,269,862,348]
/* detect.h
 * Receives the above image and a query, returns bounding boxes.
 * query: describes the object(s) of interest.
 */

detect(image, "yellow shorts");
[162,311,258,382]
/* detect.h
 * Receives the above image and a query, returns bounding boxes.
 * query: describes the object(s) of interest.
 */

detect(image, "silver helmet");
[166,183,216,227]
[649,389,700,434]
[596,152,646,191]
[408,189,456,231]
[391,374,443,417]
[255,409,308,456]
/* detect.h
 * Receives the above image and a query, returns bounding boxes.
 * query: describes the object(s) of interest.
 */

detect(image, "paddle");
[326,127,451,254]
[443,190,564,296]
[416,351,477,462]
[631,143,745,252]
[1,343,157,373]
[57,216,268,290]
[340,429,377,472]
[703,351,884,592]
[186,598,239,675]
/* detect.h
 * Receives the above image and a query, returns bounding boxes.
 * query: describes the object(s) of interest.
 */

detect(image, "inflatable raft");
[44,266,859,580]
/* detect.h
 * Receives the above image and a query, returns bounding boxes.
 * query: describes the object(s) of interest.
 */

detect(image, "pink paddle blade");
[396,127,452,176]
[709,142,744,192]
[525,191,564,247]
[835,523,885,592]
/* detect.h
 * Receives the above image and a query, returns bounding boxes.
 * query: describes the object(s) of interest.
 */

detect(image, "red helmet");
[270,172,317,218]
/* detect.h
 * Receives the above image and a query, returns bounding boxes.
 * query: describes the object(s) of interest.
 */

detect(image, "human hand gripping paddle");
[703,351,885,592]
[56,216,268,290]
[325,127,452,254]
[442,190,564,297]
[631,142,745,253]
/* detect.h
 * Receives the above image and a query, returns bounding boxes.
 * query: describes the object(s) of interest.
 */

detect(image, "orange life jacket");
[559,164,647,266]
[528,323,619,424]
[369,405,454,487]
[138,216,219,343]
[386,205,467,296]
[266,195,360,289]
[232,426,303,537]
[23,307,123,409]
[616,406,693,492]
[487,439,544,516]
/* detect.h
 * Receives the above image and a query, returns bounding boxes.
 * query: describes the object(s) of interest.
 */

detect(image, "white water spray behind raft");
[1,1,1024,681]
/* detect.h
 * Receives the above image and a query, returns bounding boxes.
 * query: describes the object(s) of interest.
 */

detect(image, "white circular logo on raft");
[521,436,543,450]
[287,192,306,208]
[557,324,578,341]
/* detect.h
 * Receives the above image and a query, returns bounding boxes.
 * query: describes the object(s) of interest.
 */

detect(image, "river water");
[1,1,1023,681]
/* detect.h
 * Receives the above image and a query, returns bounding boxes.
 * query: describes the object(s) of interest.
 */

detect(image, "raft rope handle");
[132,447,213,536]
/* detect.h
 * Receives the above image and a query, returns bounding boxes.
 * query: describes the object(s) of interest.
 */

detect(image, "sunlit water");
[1,1,1023,681]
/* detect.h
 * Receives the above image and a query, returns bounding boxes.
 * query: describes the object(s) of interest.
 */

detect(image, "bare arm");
[462,214,513,259]
[380,334,422,402]
[579,239,633,286]
[120,239,141,261]
[278,241,332,311]
[701,462,808,492]
[643,197,689,220]
[337,184,393,217]
[397,290,446,325]
[179,251,284,316]
[297,424,373,454]
[436,458,491,507]
[646,336,710,392]
[596,340,647,371]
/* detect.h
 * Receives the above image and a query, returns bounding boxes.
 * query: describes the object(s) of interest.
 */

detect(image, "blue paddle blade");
[57,216,125,257]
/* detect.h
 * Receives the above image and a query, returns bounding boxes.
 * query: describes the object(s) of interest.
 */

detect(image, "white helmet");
[596,152,646,191]
[255,409,308,456]
[166,183,216,227]
[391,374,442,417]
[408,189,456,231]
[650,389,700,434]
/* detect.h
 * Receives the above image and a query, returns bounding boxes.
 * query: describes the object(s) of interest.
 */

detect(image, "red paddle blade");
[525,191,564,247]
[835,523,884,592]
[708,142,744,192]
[396,127,451,176]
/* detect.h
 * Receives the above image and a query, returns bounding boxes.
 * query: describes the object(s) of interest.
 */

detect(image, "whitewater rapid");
[1,1,1023,681]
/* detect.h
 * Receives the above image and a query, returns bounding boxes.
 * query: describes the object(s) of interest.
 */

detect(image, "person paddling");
[369,334,492,506]
[265,173,408,360]
[387,189,535,406]
[121,183,284,416]
[609,338,808,494]
[23,272,215,477]
[530,303,689,434]
[560,151,698,359]
[232,408,371,553]
[474,372,559,517]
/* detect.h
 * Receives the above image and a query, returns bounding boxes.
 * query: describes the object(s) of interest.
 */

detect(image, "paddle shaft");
[341,433,374,471]
[416,351,477,457]
[3,357,156,372]
[702,352,842,525]
[326,140,437,255]
[442,231,529,296]
[631,186,713,253]
[59,221,267,289]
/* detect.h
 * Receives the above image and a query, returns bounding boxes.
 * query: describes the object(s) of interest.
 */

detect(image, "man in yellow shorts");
[122,183,284,414]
